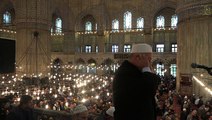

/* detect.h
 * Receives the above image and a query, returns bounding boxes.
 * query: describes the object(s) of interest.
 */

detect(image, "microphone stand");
[191,63,212,76]
[206,67,212,76]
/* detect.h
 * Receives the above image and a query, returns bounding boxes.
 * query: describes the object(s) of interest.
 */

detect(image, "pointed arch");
[1,0,15,26]
[112,19,119,32]
[75,5,109,33]
[171,14,178,28]
[53,58,63,65]
[87,58,96,64]
[3,11,11,24]
[81,14,96,32]
[123,11,132,31]
[152,58,165,66]
[51,9,63,33]
[137,17,144,30]
[76,58,85,64]
[102,58,114,65]
[153,7,176,28]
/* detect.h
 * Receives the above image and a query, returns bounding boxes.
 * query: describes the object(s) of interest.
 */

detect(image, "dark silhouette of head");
[19,95,33,109]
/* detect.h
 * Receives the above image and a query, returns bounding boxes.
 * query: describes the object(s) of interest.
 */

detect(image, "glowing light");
[81,90,85,94]
[193,76,205,86]
[65,102,69,107]
[37,96,40,100]
[205,87,212,95]
[54,94,58,98]
[45,105,49,109]
[193,76,212,95]
[91,88,94,91]
[81,98,87,103]
[95,95,99,99]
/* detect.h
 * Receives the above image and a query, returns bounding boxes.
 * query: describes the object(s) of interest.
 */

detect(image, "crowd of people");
[0,44,211,120]
[0,75,211,120]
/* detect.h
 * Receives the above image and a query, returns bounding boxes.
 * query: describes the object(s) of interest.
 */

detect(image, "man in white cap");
[112,43,160,120]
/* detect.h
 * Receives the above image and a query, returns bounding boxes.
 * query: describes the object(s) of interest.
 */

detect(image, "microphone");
[191,63,212,76]
[191,63,208,69]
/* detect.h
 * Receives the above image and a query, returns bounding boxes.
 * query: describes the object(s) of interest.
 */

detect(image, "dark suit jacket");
[112,60,160,120]
[6,106,35,120]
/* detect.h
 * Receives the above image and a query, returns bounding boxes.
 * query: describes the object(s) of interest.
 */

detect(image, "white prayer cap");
[131,43,152,53]
[106,107,115,117]
[72,104,88,114]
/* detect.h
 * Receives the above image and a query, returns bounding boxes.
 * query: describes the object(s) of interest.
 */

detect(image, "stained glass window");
[55,18,62,33]
[85,21,92,32]
[156,15,165,28]
[137,17,144,30]
[3,11,11,25]
[112,19,119,32]
[123,11,132,31]
[171,14,178,28]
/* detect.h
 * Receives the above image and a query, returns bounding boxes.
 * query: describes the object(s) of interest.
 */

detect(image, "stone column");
[15,0,51,76]
[176,0,212,95]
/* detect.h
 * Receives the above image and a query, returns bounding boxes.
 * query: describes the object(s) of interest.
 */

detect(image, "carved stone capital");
[176,0,212,23]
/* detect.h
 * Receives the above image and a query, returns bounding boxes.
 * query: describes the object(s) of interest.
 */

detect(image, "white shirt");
[142,67,152,72]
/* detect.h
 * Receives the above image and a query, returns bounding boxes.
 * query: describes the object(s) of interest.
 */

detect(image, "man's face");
[138,53,152,68]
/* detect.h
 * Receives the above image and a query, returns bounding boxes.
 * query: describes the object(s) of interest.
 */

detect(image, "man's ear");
[136,54,142,60]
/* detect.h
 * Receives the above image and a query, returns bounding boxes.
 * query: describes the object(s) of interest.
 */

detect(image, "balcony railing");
[33,108,72,120]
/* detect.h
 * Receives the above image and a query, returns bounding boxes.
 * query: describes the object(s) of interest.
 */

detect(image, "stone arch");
[81,14,96,32]
[153,7,176,28]
[102,58,114,65]
[52,58,63,74]
[75,58,85,64]
[50,2,74,32]
[152,58,165,66]
[53,58,63,64]
[0,0,15,25]
[168,58,177,64]
[120,4,139,29]
[75,5,109,33]
[87,58,96,64]
[117,59,124,65]
[150,1,177,27]
[51,8,62,32]
[152,1,177,18]
[52,8,61,18]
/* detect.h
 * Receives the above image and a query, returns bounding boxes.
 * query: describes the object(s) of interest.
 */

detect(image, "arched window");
[3,11,12,25]
[95,23,98,31]
[156,63,164,76]
[112,44,119,53]
[85,21,92,31]
[55,18,62,33]
[123,11,132,31]
[156,44,164,52]
[171,14,178,28]
[85,45,92,53]
[124,44,131,53]
[137,17,144,30]
[112,19,119,32]
[170,64,177,77]
[156,15,165,28]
